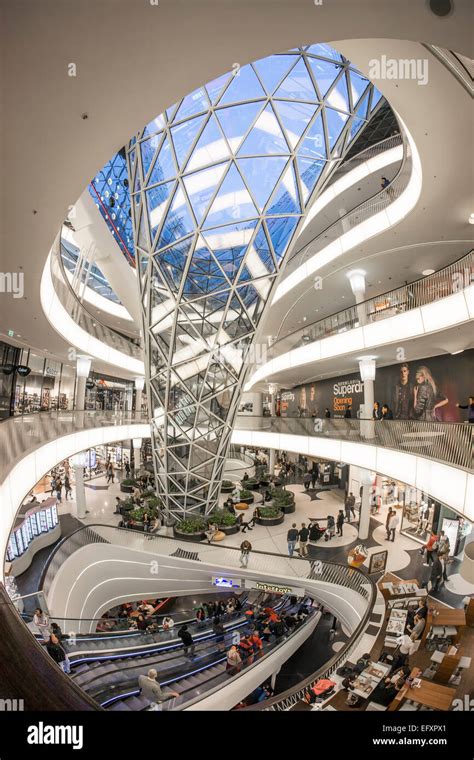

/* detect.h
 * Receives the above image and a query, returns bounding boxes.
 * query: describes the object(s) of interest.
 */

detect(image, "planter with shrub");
[173,515,207,542]
[221,480,235,494]
[271,488,296,514]
[255,505,284,526]
[238,488,254,504]
[211,508,239,535]
[120,478,138,493]
[243,478,260,491]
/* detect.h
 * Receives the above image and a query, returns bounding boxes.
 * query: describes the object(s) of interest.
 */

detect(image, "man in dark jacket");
[336,509,345,537]
[178,625,195,657]
[287,524,299,556]
[381,404,394,420]
[430,552,444,593]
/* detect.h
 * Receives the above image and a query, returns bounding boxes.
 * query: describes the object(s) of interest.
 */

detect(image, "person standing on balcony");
[344,405,352,419]
[373,401,382,420]
[393,363,414,419]
[381,404,394,420]
[381,175,395,200]
[240,540,252,568]
[456,396,474,423]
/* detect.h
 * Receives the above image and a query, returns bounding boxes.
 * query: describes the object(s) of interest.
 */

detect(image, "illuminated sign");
[212,577,241,588]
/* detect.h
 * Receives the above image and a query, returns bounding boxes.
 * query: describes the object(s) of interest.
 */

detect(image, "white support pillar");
[359,357,376,439]
[347,269,367,327]
[74,356,91,411]
[133,437,142,472]
[134,376,145,413]
[72,452,88,520]
[358,468,373,540]
[269,448,276,478]
[268,384,278,418]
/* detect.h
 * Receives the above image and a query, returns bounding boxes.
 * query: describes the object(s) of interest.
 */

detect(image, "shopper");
[387,510,400,542]
[287,523,299,557]
[430,551,444,593]
[226,645,242,674]
[310,468,318,489]
[213,617,226,652]
[423,531,439,566]
[336,510,345,537]
[344,492,356,522]
[324,408,331,418]
[456,396,474,423]
[64,475,72,500]
[138,669,179,709]
[381,404,394,420]
[373,401,382,420]
[325,514,335,541]
[303,472,312,491]
[344,405,352,419]
[162,616,174,636]
[124,459,131,478]
[240,540,252,568]
[55,479,63,503]
[298,523,309,556]
[205,521,218,544]
[177,624,195,658]
[381,175,395,200]
[33,608,50,642]
[437,530,450,582]
[385,508,394,540]
[46,633,70,674]
[246,506,261,529]
[393,633,417,668]
[408,614,426,641]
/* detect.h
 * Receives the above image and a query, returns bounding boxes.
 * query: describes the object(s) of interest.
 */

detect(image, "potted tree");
[255,505,285,527]
[120,478,138,493]
[173,515,207,542]
[259,472,271,488]
[271,488,296,514]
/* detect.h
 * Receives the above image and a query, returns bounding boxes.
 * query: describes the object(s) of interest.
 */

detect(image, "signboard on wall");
[281,350,474,421]
[245,579,305,596]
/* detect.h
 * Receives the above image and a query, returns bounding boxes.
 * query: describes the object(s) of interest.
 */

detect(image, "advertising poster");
[280,350,473,420]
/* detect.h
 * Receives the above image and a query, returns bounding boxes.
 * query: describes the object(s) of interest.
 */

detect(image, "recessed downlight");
[422,269,435,276]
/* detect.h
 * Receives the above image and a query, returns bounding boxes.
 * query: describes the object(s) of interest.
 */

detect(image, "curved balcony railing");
[325,133,402,186]
[0,410,149,485]
[30,523,376,710]
[235,416,474,472]
[50,230,142,361]
[270,249,473,353]
[285,130,409,271]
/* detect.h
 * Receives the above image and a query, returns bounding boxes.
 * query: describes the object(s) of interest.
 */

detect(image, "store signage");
[7,330,14,337]
[44,365,59,377]
[245,580,305,596]
[212,577,241,588]
[16,365,31,377]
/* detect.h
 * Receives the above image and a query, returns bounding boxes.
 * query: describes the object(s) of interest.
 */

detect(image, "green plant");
[129,507,146,521]
[144,496,162,510]
[211,508,237,527]
[239,489,253,499]
[221,480,234,488]
[271,488,294,506]
[176,516,207,534]
[121,478,138,487]
[259,505,283,519]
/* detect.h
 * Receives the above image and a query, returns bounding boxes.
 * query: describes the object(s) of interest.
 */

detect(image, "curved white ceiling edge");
[64,268,134,322]
[273,114,422,304]
[298,143,404,239]
[246,284,474,389]
[1,419,471,583]
[40,249,145,375]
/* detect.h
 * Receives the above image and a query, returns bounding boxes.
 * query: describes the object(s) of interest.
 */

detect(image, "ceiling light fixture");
[469,213,474,225]
[451,349,464,355]
[422,269,435,276]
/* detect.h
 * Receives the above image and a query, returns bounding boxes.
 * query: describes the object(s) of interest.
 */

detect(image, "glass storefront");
[85,372,134,412]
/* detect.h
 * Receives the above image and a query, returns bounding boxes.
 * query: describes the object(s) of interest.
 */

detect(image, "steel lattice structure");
[126,43,383,517]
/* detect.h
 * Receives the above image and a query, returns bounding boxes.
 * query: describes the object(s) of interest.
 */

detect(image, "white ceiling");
[1,1,472,379]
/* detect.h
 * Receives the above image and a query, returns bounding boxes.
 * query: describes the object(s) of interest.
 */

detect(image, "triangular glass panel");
[238,104,289,156]
[252,54,299,94]
[354,90,370,121]
[171,115,207,171]
[137,211,149,250]
[370,87,383,113]
[349,71,370,109]
[326,71,350,113]
[143,113,166,139]
[273,100,317,149]
[215,101,264,153]
[297,112,326,159]
[146,180,175,235]
[325,107,349,151]
[219,64,266,105]
[206,72,233,104]
[274,57,317,102]
[265,216,299,260]
[296,156,325,203]
[251,223,276,274]
[148,135,176,186]
[140,133,163,178]
[306,43,342,61]
[174,87,210,122]
[183,163,228,225]
[237,156,288,211]
[236,282,267,322]
[307,58,342,98]
[349,115,366,142]
[203,163,259,228]
[267,161,301,215]
[202,219,257,266]
[166,103,180,123]
[156,236,194,291]
[157,184,195,248]
[186,115,231,172]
